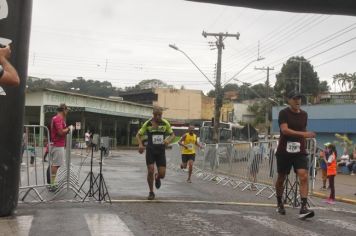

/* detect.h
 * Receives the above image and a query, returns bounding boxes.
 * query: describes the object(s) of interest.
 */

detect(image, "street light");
[168,44,214,87]
[223,56,265,86]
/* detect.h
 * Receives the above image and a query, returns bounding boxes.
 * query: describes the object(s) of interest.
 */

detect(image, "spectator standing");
[324,144,337,204]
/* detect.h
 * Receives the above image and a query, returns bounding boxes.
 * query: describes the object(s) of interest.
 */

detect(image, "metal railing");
[19,126,85,202]
[19,125,52,202]
[168,138,317,203]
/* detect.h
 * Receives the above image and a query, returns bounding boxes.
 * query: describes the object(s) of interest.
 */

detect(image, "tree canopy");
[274,56,328,97]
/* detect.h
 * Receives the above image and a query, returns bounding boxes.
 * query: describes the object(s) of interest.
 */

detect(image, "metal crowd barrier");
[19,125,52,202]
[168,138,317,203]
[19,126,85,202]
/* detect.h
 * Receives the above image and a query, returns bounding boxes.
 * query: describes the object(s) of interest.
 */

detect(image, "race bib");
[152,135,164,145]
[286,142,301,153]
[186,144,194,150]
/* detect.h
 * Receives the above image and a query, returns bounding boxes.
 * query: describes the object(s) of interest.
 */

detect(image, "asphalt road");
[3,149,356,236]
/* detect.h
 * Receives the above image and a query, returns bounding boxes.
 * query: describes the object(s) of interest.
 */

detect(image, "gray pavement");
[313,171,356,201]
[2,149,356,236]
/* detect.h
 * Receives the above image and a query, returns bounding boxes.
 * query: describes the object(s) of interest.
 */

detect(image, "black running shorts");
[181,154,195,163]
[276,154,308,175]
[146,147,166,167]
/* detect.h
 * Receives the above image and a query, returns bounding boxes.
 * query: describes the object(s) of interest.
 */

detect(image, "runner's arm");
[164,122,175,145]
[280,123,315,138]
[136,121,148,147]
[178,134,187,148]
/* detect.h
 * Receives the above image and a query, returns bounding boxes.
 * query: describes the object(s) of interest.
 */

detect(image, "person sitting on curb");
[346,150,356,175]
[337,150,350,167]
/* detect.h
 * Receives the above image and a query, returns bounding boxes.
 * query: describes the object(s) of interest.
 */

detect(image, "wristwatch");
[0,65,4,79]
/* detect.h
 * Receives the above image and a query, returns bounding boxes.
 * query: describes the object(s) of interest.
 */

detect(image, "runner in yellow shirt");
[178,125,202,183]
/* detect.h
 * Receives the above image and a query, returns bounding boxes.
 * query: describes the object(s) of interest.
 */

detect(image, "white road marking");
[318,219,356,232]
[243,215,321,236]
[84,213,134,236]
[0,215,33,236]
[313,207,356,215]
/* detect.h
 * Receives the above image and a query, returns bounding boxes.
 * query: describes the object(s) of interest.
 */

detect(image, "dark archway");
[188,0,356,16]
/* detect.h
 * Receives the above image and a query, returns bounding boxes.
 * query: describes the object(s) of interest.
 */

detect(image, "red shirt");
[51,115,67,147]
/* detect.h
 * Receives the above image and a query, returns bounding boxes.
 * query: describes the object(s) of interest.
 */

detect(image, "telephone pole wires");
[255,66,274,135]
[202,31,240,143]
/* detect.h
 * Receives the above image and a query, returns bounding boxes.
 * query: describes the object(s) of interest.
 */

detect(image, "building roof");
[33,88,153,109]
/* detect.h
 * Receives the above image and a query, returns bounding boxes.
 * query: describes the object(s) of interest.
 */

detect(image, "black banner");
[0,0,33,216]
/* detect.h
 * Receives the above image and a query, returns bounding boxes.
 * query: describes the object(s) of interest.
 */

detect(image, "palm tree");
[333,72,356,91]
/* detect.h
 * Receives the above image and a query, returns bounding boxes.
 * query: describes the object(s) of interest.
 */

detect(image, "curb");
[312,191,356,205]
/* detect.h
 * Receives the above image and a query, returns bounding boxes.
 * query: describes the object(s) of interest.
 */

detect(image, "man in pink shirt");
[50,103,73,189]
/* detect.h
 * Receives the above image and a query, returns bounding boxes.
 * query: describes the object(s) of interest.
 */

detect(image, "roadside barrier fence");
[168,138,317,206]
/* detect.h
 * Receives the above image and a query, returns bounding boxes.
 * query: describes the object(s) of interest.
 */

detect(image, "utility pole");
[255,66,274,136]
[202,31,239,143]
[291,58,307,93]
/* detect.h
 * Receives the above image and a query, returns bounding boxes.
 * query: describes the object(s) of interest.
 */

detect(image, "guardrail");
[19,125,52,202]
[168,138,317,205]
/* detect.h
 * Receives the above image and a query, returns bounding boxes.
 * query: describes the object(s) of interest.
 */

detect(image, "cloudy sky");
[28,0,356,93]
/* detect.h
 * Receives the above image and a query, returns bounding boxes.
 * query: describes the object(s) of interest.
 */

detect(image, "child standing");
[319,143,330,191]
[324,144,337,204]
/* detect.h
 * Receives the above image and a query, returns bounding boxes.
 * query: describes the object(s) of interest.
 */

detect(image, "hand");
[0,46,11,60]
[138,145,145,154]
[304,131,316,138]
[164,140,170,147]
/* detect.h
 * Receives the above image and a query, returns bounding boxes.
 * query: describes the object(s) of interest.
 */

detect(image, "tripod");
[77,145,99,201]
[91,146,111,203]
[283,174,300,207]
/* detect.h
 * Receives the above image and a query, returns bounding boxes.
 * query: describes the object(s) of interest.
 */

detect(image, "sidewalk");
[313,170,356,203]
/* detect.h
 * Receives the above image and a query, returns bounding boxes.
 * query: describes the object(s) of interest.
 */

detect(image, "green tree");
[274,56,320,97]
[223,83,239,92]
[247,101,266,126]
[137,79,168,89]
[333,72,356,91]
[318,81,330,93]
[207,83,239,98]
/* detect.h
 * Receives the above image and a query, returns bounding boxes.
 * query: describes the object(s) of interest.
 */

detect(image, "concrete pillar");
[39,105,45,126]
[81,112,86,137]
[0,0,33,217]
[114,119,117,148]
[127,120,131,147]
[99,117,102,137]
[39,105,45,148]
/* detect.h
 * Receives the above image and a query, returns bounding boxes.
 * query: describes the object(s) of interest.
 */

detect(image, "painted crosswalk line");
[84,213,134,236]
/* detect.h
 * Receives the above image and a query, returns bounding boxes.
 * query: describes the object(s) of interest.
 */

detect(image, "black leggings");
[328,175,335,200]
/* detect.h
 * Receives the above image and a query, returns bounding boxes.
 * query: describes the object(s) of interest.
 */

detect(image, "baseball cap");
[57,103,69,112]
[287,91,303,99]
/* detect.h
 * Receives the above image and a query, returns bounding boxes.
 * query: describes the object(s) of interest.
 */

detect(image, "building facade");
[120,88,215,124]
[25,89,152,146]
